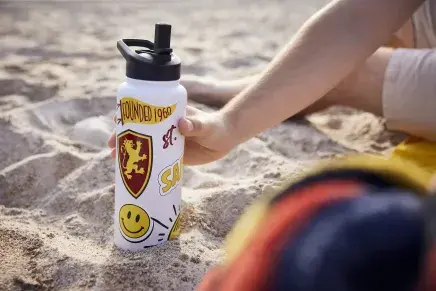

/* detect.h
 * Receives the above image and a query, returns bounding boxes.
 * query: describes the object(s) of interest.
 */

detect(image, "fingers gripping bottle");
[115,23,187,251]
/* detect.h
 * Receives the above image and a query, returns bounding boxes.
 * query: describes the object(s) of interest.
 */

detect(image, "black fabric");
[272,191,426,291]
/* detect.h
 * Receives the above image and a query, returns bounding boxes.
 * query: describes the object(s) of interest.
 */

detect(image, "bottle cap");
[117,23,180,81]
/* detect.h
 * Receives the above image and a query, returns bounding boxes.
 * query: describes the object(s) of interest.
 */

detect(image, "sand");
[0,1,405,290]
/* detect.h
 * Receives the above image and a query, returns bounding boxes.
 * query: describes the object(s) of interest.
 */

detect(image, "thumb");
[178,116,211,137]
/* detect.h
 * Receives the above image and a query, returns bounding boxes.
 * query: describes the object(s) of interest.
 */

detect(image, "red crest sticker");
[118,129,153,199]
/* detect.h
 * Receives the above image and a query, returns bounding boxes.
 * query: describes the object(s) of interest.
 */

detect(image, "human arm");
[110,0,424,165]
[220,0,425,146]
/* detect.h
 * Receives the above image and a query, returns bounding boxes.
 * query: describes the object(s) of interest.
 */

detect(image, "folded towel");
[197,155,435,291]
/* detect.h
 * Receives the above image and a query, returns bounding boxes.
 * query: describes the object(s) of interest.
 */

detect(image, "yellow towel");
[389,137,436,182]
[224,148,435,266]
[224,136,436,266]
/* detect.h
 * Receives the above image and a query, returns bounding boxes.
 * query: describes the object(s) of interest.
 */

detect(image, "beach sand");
[0,1,405,290]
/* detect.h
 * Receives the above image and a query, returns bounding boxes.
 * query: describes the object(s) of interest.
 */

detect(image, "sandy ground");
[0,0,405,290]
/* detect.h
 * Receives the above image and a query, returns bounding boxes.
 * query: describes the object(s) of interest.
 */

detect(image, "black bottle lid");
[117,23,181,82]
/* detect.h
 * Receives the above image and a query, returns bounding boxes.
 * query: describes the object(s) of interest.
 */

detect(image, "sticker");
[162,125,177,149]
[117,97,176,125]
[158,155,183,196]
[168,204,181,241]
[119,204,168,244]
[119,204,153,243]
[118,129,152,199]
[144,204,181,248]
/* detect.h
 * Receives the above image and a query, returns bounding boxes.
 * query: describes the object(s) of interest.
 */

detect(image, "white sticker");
[158,155,183,196]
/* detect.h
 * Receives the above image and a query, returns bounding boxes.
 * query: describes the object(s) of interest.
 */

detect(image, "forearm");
[221,0,424,145]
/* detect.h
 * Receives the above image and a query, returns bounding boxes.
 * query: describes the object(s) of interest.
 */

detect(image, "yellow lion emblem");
[120,139,148,180]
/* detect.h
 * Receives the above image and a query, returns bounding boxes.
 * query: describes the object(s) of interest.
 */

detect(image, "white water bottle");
[114,23,187,251]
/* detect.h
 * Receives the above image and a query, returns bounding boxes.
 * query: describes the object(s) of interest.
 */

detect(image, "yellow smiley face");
[119,204,150,239]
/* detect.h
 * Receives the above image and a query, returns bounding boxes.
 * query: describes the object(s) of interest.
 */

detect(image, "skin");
[181,46,394,117]
[109,0,425,165]
[431,176,436,192]
[180,16,414,117]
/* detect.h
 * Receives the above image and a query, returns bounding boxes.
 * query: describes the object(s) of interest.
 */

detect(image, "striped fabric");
[197,156,436,291]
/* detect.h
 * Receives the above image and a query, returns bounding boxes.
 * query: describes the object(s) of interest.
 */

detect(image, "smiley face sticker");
[118,203,183,245]
[119,204,154,243]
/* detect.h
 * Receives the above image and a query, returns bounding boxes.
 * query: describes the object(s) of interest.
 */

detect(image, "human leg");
[182,47,393,117]
[182,20,415,113]
[181,75,256,107]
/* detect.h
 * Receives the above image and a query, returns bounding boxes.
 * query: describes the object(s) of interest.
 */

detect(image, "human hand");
[107,106,237,165]
[177,106,237,165]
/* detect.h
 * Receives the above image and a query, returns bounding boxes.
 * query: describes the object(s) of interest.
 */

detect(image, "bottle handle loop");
[117,38,173,62]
